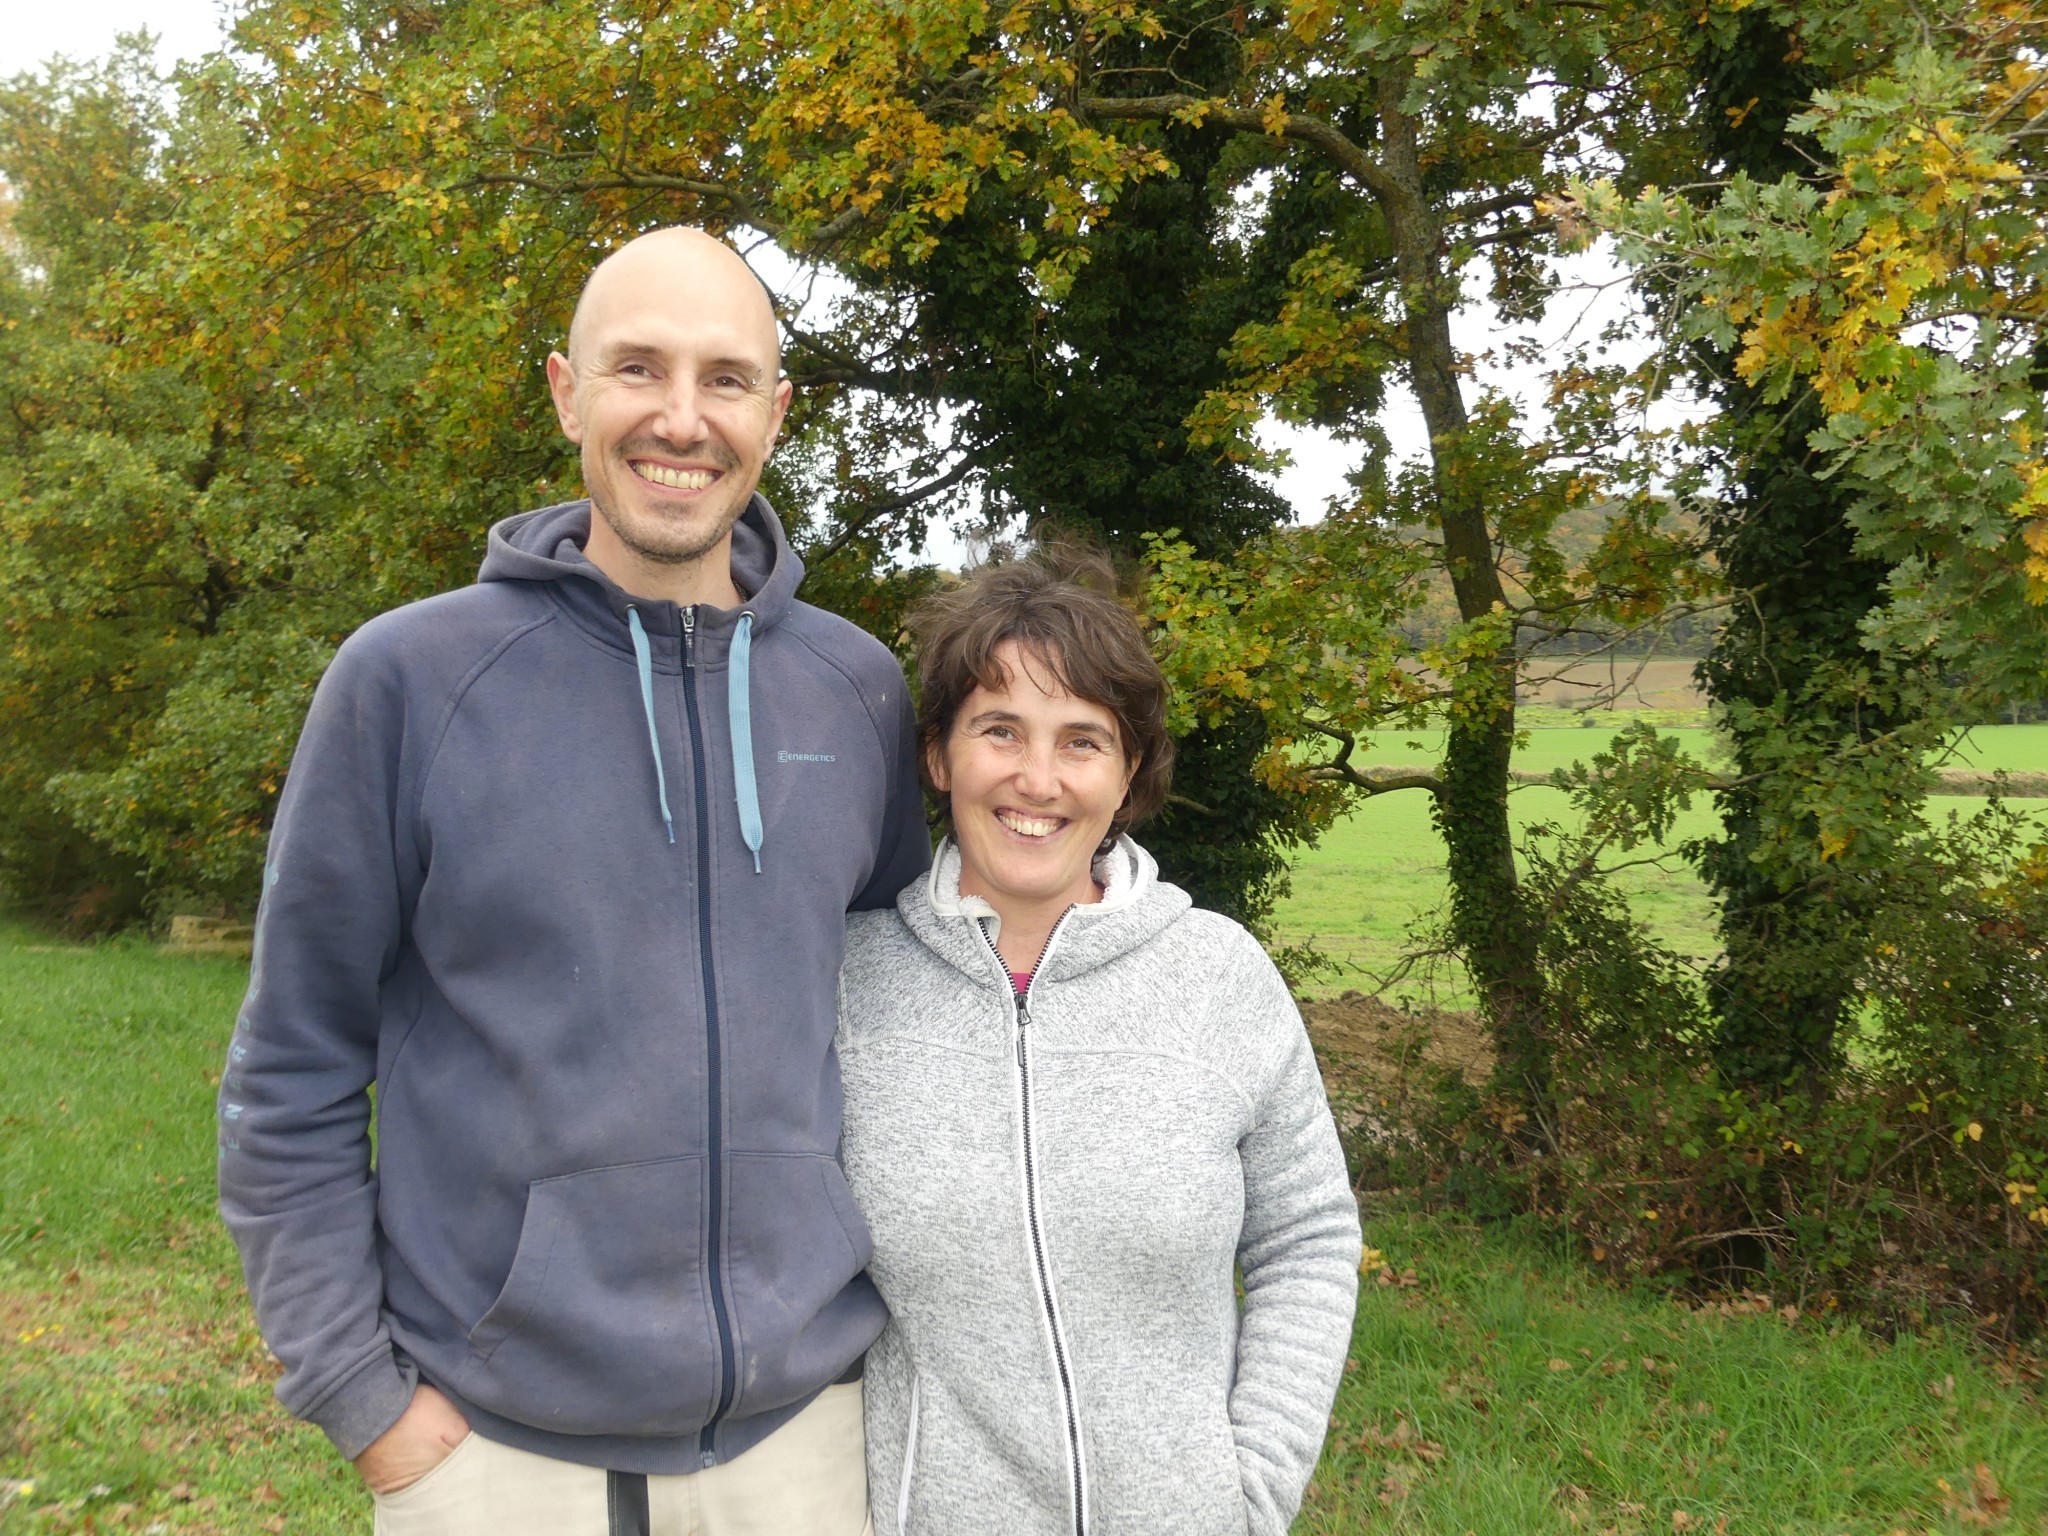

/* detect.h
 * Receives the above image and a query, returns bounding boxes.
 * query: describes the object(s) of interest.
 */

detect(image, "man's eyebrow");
[593,338,667,366]
[702,355,770,384]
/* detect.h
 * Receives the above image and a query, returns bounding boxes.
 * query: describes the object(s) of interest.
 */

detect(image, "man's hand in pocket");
[354,1384,472,1495]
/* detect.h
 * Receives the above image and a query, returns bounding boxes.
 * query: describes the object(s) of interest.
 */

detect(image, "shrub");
[1354,800,2048,1337]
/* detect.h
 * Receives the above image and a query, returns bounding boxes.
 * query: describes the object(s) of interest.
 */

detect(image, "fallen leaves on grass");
[1356,1419,1447,1464]
[1689,1290,1801,1324]
[1939,1464,2011,1528]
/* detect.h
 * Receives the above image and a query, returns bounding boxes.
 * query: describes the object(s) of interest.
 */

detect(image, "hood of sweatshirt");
[898,834,1193,989]
[477,494,801,867]
[478,493,801,639]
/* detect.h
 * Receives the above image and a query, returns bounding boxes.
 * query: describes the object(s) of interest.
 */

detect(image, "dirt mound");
[1300,990,1493,1087]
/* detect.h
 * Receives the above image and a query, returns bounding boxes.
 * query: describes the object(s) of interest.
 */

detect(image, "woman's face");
[931,641,1138,924]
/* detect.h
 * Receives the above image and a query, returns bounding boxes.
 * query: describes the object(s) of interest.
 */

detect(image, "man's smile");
[630,461,721,491]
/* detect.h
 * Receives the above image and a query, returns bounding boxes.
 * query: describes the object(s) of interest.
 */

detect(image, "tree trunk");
[1377,79,1551,1118]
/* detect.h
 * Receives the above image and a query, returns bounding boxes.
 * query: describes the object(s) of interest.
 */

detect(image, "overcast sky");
[4,2,1678,537]
[1,0,231,79]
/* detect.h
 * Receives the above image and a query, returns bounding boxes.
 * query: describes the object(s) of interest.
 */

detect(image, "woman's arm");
[1229,947,1363,1536]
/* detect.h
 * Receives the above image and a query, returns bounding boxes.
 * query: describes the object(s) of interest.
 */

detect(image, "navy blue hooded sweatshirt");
[217,496,930,1473]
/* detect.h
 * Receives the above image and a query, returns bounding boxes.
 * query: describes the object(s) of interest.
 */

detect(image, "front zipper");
[978,913,1089,1536]
[682,603,739,1468]
[894,1373,922,1536]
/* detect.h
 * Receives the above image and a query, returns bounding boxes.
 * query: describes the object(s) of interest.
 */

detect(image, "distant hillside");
[1394,498,1718,656]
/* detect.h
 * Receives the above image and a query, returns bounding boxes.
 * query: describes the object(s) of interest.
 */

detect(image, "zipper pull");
[1015,994,1030,1065]
[680,604,696,666]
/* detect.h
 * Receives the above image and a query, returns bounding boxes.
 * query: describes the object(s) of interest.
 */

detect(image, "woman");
[837,554,1362,1536]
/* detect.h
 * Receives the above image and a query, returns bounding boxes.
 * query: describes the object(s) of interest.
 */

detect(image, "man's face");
[546,237,792,574]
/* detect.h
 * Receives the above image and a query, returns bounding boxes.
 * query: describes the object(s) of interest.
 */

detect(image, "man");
[219,228,929,1534]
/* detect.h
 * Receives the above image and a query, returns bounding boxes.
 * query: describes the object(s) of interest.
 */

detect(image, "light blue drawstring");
[625,606,676,845]
[729,611,764,873]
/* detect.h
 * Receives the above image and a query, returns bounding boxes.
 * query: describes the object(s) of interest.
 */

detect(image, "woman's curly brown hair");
[908,546,1175,850]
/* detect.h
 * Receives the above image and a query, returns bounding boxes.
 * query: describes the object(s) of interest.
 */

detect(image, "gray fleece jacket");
[838,838,1361,1536]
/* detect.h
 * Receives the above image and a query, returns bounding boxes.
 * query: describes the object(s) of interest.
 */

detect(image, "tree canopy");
[2,1,2041,1116]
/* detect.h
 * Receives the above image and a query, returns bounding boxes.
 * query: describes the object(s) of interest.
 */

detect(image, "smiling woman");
[835,549,1363,1536]
[907,556,1171,973]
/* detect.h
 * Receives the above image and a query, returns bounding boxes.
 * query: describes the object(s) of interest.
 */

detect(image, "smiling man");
[549,230,791,598]
[218,228,929,1536]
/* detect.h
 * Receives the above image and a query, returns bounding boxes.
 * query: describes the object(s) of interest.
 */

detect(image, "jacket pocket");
[722,1153,883,1417]
[461,1156,718,1436]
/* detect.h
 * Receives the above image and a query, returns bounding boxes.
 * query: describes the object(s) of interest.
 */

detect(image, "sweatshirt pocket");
[722,1153,881,1417]
[461,1156,718,1436]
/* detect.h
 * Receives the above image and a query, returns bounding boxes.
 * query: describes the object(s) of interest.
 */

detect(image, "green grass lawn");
[1277,724,2048,1002]
[5,923,2048,1533]
[1302,1211,2048,1535]
[0,923,360,1532]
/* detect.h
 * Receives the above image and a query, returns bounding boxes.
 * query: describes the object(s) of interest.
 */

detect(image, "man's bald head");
[564,227,782,375]
[543,224,796,604]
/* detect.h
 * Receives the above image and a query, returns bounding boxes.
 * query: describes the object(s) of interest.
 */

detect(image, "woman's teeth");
[998,812,1061,838]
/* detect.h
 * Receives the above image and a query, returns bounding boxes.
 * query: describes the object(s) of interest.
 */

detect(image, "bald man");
[219,229,929,1535]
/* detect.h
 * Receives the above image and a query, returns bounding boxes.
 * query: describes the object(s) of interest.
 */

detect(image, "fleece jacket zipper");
[980,913,1088,1536]
[683,604,739,1467]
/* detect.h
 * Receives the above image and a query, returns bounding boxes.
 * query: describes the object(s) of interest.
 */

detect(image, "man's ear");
[764,376,794,456]
[545,351,584,444]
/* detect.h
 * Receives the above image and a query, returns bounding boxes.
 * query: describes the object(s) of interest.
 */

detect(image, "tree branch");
[1077,94,1403,206]
[811,446,991,563]
[1299,719,1447,797]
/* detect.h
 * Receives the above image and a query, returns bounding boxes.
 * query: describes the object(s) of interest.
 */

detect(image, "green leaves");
[1587,19,2048,696]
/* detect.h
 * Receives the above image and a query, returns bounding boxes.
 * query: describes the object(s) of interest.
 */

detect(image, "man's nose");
[655,377,710,446]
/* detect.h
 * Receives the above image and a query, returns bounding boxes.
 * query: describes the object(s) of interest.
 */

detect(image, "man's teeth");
[635,463,717,490]
[999,812,1062,838]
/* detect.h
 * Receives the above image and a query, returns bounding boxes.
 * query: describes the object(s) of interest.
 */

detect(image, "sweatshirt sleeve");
[216,630,423,1460]
[850,659,932,912]
[1228,943,1363,1536]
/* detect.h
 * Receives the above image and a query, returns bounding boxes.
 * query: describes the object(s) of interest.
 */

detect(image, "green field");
[0,924,362,1531]
[1276,723,2048,1000]
[1300,1210,2048,1536]
[4,924,2046,1534]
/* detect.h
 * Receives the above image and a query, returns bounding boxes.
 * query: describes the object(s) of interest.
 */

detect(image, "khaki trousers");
[371,1382,870,1536]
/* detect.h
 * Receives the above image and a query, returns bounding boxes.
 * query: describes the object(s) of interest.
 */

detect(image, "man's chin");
[599,499,744,567]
